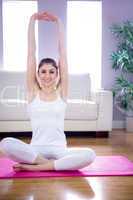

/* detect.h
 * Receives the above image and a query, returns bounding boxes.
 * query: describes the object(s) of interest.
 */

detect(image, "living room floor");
[0,129,133,200]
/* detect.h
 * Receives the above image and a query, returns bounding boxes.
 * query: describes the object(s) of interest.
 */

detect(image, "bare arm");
[57,19,68,100]
[26,14,37,94]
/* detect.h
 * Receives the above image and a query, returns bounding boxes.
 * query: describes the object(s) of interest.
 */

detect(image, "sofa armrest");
[91,90,113,131]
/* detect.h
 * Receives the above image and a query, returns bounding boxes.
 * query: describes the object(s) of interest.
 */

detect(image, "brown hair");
[38,58,58,73]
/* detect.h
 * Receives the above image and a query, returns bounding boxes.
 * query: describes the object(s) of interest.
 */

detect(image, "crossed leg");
[13,146,96,171]
[0,137,54,171]
[0,137,96,171]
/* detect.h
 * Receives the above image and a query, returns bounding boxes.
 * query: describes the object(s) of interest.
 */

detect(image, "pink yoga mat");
[0,156,133,179]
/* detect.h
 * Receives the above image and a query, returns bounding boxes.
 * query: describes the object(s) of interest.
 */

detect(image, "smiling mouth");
[41,79,51,82]
[45,80,52,82]
[42,80,53,84]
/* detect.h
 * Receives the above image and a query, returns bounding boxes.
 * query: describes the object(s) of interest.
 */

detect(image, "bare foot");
[0,149,6,157]
[34,154,50,164]
[13,164,24,172]
[13,163,38,172]
[13,160,55,172]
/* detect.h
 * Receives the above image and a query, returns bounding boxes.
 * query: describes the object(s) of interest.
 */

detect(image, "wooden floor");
[0,129,133,200]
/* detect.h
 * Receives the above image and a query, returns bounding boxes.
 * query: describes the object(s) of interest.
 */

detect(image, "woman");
[0,12,96,171]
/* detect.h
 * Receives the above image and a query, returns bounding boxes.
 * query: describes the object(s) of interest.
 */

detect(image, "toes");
[13,163,23,172]
[13,168,21,172]
[13,163,21,168]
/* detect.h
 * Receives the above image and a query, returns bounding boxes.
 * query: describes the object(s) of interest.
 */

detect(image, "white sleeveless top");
[27,93,67,147]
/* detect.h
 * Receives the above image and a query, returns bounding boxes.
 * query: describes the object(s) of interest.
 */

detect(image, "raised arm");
[57,18,68,100]
[26,13,47,101]
[26,14,37,96]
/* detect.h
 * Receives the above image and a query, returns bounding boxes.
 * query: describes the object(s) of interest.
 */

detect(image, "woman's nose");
[45,73,49,77]
[44,73,51,79]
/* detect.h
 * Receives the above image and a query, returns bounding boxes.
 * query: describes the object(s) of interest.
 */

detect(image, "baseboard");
[0,131,109,138]
[113,120,125,129]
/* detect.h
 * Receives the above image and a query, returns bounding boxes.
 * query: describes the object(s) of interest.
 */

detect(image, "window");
[67,1,102,89]
[2,0,37,71]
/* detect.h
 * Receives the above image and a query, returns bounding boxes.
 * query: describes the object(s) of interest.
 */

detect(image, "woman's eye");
[41,70,54,74]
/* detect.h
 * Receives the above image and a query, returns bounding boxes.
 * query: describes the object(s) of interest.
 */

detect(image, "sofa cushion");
[68,73,91,100]
[0,99,28,120]
[0,71,93,121]
[0,71,26,100]
[65,99,98,120]
[0,71,91,101]
[0,98,98,121]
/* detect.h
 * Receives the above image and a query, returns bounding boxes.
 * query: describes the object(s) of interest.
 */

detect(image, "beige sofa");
[0,71,113,133]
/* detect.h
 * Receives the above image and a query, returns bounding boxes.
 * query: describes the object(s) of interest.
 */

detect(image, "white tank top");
[27,93,67,147]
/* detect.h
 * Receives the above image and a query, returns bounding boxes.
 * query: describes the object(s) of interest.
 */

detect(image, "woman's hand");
[30,12,46,21]
[41,12,59,22]
[30,11,59,22]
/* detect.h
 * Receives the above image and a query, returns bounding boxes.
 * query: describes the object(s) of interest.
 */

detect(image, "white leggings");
[0,137,96,170]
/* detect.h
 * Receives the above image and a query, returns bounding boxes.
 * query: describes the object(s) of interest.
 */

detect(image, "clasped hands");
[31,11,59,23]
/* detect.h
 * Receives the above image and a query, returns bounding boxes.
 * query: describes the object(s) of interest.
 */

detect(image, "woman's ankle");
[34,155,49,164]
[38,160,55,170]
[0,149,6,157]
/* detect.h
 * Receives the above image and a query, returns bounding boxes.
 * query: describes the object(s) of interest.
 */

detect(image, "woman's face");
[37,63,58,88]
